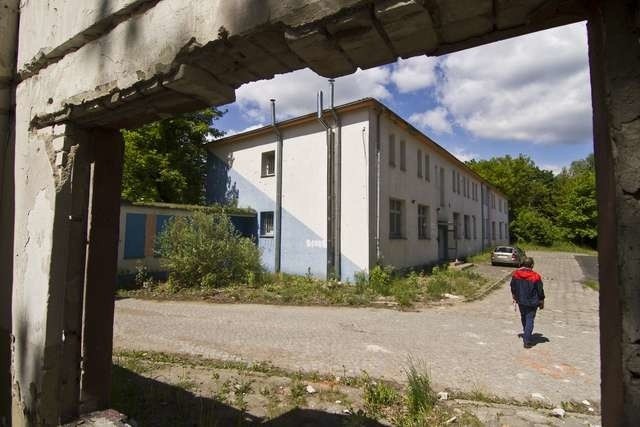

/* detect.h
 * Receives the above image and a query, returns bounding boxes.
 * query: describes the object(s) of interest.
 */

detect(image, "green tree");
[466,155,555,220]
[510,208,560,246]
[157,210,262,289]
[121,108,224,204]
[554,154,597,247]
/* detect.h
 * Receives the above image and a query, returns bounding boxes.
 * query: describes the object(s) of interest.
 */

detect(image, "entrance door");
[437,224,448,261]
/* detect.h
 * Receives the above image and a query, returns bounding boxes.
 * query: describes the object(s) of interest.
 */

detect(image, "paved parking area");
[114,251,600,406]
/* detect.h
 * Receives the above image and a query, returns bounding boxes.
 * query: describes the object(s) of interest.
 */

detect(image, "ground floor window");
[260,211,274,237]
[390,198,405,239]
[464,215,471,239]
[418,204,430,239]
[472,215,477,240]
[453,212,461,240]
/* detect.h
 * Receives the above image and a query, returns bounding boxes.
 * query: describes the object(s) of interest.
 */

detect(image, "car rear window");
[495,247,514,253]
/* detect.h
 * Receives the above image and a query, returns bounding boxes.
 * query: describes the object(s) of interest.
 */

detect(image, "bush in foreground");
[157,210,262,289]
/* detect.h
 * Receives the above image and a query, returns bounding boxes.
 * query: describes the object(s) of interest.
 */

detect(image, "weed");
[582,279,599,291]
[289,379,307,406]
[363,378,400,417]
[404,361,436,417]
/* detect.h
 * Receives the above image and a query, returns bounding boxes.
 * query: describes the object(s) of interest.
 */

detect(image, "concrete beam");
[587,0,640,424]
[80,129,124,413]
[0,0,19,425]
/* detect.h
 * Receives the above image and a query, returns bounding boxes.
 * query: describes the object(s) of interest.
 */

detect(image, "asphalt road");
[114,251,600,406]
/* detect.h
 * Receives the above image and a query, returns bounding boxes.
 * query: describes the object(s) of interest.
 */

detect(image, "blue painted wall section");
[206,154,363,280]
[124,213,146,259]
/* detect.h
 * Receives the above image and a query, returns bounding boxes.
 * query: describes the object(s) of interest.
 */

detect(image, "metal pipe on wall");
[271,99,283,273]
[328,80,341,280]
[317,91,334,278]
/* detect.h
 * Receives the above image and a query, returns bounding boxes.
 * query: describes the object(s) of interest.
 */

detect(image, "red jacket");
[510,267,545,307]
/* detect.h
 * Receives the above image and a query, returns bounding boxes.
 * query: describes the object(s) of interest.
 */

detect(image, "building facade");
[207,99,509,281]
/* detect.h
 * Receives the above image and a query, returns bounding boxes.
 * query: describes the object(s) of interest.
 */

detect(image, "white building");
[206,98,509,281]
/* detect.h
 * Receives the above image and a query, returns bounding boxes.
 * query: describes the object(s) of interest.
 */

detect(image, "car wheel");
[491,262,496,266]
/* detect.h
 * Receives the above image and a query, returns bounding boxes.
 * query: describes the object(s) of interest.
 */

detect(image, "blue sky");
[213,22,592,175]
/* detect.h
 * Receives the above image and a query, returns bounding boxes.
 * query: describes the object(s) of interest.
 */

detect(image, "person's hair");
[522,257,534,268]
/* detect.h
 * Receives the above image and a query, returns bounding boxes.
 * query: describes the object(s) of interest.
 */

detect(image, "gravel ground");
[114,251,600,407]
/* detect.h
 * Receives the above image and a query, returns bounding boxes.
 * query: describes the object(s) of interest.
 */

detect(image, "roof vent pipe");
[271,99,283,273]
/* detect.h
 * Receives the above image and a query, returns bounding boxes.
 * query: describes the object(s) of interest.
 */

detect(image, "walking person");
[510,257,545,348]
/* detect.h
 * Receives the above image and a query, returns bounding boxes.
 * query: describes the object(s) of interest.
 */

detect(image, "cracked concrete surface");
[114,251,600,407]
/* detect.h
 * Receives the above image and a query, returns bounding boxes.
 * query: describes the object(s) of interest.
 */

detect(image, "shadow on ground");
[111,365,383,426]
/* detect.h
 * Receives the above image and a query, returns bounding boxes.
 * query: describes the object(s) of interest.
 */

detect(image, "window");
[439,167,445,207]
[260,211,274,237]
[462,176,467,197]
[457,171,461,194]
[453,212,461,240]
[425,154,431,181]
[500,222,504,239]
[389,134,396,167]
[472,215,477,239]
[492,221,496,240]
[417,149,422,178]
[261,151,275,177]
[124,213,146,259]
[464,215,470,239]
[498,199,502,212]
[400,140,406,171]
[418,205,430,239]
[452,170,456,192]
[389,198,404,239]
[491,193,496,208]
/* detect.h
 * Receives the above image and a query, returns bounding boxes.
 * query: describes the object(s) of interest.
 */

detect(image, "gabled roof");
[208,98,507,199]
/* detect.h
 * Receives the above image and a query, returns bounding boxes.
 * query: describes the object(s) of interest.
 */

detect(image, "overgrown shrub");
[511,208,560,246]
[157,210,262,289]
[404,361,437,417]
[368,265,394,296]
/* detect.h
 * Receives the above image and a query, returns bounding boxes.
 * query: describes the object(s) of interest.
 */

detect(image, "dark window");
[472,215,477,239]
[389,198,404,239]
[425,154,431,181]
[261,151,275,177]
[400,140,406,171]
[453,212,461,240]
[260,211,274,237]
[417,149,423,178]
[418,205,430,239]
[389,134,396,167]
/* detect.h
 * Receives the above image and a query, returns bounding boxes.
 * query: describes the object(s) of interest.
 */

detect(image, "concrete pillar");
[80,129,124,413]
[11,123,92,425]
[587,0,640,424]
[0,1,19,424]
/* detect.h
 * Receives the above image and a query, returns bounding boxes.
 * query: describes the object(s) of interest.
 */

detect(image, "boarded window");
[124,213,146,259]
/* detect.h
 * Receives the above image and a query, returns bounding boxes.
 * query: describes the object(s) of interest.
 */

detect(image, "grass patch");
[467,249,492,264]
[118,264,489,308]
[582,279,599,291]
[518,241,597,255]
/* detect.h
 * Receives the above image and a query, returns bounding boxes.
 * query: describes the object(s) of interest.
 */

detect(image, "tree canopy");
[467,154,597,248]
[121,108,224,204]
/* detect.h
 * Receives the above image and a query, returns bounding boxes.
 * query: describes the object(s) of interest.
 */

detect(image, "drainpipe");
[317,91,334,279]
[480,183,485,251]
[375,108,382,264]
[271,99,283,273]
[328,80,341,280]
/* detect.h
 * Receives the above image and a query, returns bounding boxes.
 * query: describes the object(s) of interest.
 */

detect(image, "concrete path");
[114,251,600,406]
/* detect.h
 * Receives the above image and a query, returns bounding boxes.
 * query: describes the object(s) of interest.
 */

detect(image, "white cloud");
[437,22,592,144]
[450,147,479,163]
[409,107,453,134]
[217,124,264,139]
[539,163,566,176]
[390,56,438,93]
[234,67,391,123]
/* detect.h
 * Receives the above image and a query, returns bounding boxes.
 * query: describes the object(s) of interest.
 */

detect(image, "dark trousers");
[518,304,538,344]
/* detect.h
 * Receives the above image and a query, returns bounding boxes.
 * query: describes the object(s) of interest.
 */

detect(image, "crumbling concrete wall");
[588,1,640,423]
[11,0,640,424]
[0,0,19,425]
